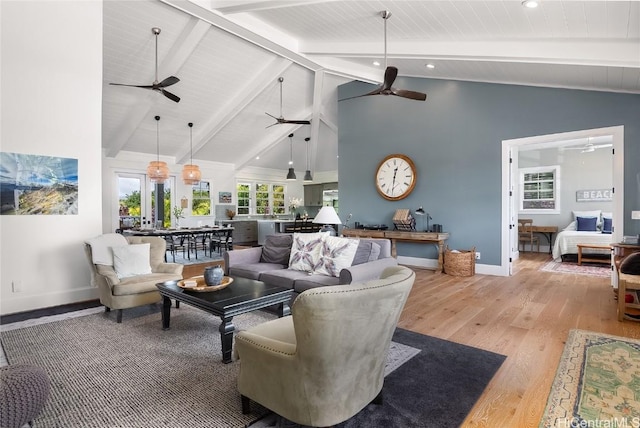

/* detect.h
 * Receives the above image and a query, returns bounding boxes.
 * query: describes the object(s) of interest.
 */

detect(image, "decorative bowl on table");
[177,275,233,292]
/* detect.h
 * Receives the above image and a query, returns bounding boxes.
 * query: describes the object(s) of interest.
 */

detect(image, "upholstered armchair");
[235,265,415,427]
[85,234,183,323]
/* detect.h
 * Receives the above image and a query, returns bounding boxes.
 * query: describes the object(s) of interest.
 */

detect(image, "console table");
[530,225,559,254]
[342,229,450,273]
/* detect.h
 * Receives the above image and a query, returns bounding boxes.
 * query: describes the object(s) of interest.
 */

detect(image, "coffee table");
[156,276,292,363]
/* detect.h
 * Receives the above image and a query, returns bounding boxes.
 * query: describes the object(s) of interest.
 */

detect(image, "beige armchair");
[85,234,183,323]
[235,265,415,427]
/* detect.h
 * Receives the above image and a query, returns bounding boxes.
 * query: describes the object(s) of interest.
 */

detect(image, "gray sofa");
[224,234,398,300]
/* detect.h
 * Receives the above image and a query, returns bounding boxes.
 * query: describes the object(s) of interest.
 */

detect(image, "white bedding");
[552,230,613,260]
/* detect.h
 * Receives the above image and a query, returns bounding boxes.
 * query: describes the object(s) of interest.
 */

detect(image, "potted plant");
[173,206,185,228]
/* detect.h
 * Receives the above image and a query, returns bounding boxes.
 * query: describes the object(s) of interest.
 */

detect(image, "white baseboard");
[0,288,99,316]
[398,256,506,276]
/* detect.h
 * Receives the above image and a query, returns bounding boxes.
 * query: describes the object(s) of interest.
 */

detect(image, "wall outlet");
[12,280,22,293]
[632,211,640,220]
[475,252,481,260]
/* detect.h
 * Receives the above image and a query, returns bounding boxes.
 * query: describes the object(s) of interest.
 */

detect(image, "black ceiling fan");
[265,77,311,128]
[109,27,180,103]
[342,11,427,102]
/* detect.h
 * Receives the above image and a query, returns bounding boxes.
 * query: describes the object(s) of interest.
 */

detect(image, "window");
[192,181,211,216]
[236,181,287,215]
[237,183,250,215]
[519,166,560,213]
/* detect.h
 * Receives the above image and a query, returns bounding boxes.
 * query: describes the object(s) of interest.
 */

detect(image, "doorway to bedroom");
[501,126,624,277]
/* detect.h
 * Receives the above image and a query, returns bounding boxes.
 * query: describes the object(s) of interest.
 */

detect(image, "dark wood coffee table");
[156,276,292,363]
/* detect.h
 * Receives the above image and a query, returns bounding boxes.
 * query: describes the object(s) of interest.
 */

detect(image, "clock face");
[375,154,417,201]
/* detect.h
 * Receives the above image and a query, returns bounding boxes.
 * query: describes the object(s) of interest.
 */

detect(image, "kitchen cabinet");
[232,221,258,245]
[323,182,338,191]
[304,184,323,206]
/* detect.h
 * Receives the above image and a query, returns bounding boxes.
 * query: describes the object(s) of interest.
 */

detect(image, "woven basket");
[444,246,476,277]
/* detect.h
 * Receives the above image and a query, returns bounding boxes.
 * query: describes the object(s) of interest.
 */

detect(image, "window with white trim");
[519,165,560,213]
[236,181,287,215]
[191,180,211,216]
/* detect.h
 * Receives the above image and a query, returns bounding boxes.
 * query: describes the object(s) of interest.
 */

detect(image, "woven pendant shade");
[147,116,169,183]
[182,122,201,185]
[182,164,201,185]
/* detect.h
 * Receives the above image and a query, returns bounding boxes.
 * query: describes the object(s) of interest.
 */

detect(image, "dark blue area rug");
[252,328,506,428]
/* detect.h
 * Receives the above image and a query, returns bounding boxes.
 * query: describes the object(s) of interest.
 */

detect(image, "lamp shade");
[286,168,297,180]
[415,206,425,215]
[313,206,341,225]
[303,170,313,182]
[182,164,201,185]
[147,160,169,183]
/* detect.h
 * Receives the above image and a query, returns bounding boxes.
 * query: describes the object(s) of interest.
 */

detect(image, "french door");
[115,173,175,232]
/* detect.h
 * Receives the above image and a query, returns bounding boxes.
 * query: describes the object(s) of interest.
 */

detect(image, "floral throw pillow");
[314,236,360,277]
[288,233,326,272]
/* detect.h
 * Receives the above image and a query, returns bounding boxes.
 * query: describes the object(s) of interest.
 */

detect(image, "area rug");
[0,306,420,428]
[539,329,640,428]
[540,260,611,278]
[251,329,507,428]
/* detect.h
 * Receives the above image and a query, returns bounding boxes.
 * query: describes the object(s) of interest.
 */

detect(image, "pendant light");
[286,133,296,180]
[147,115,170,183]
[303,137,313,182]
[181,122,201,185]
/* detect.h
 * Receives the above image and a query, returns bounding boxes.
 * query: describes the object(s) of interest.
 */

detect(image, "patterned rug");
[0,305,419,427]
[540,260,611,278]
[539,329,640,428]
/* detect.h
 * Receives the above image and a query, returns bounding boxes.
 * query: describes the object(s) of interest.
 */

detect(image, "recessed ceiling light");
[522,0,539,8]
[255,156,260,160]
[426,63,435,69]
[373,60,380,66]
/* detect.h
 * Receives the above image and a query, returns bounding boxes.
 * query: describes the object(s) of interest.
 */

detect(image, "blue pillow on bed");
[602,217,612,234]
[576,216,598,232]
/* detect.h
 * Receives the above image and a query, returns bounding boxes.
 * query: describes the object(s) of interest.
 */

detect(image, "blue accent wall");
[338,78,640,266]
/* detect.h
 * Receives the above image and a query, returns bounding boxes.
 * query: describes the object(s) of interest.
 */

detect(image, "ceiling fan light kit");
[109,27,181,103]
[182,122,201,185]
[147,115,170,184]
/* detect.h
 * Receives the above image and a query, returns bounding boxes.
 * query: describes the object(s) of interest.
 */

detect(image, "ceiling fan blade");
[109,83,154,89]
[282,119,311,125]
[160,89,180,103]
[382,66,398,90]
[392,88,427,101]
[156,76,180,88]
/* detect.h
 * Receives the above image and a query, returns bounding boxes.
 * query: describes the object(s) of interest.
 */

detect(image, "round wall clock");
[375,154,417,201]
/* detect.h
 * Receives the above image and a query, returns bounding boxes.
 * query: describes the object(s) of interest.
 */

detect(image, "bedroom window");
[519,166,560,214]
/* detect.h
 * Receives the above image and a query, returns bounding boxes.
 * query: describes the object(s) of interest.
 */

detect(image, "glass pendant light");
[146,115,170,183]
[286,133,296,180]
[181,122,201,185]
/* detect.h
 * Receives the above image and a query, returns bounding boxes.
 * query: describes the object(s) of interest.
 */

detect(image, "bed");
[552,230,613,261]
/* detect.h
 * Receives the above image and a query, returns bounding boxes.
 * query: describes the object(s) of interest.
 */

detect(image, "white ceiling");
[102,0,640,174]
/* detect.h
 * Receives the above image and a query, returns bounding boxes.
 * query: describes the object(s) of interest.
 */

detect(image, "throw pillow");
[85,233,128,265]
[352,241,382,265]
[576,216,597,232]
[314,236,360,277]
[112,243,152,279]
[573,210,602,226]
[602,217,613,234]
[288,233,326,273]
[260,234,293,265]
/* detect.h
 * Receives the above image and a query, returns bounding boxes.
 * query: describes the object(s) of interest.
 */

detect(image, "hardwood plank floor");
[397,253,640,427]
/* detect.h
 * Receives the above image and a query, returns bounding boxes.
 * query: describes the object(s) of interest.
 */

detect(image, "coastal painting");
[0,152,78,215]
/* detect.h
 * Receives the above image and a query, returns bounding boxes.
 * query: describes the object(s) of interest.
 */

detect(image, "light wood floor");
[396,253,640,427]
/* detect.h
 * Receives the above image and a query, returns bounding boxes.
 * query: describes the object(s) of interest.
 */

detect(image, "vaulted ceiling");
[102,0,640,175]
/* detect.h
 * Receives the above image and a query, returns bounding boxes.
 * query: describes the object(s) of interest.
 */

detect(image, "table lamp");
[415,206,432,232]
[313,206,342,236]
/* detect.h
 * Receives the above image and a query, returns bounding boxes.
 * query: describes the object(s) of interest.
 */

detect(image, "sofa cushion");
[314,236,360,277]
[229,263,286,281]
[289,233,325,272]
[294,275,341,294]
[112,272,182,296]
[112,243,152,279]
[260,234,293,265]
[352,241,381,265]
[260,269,312,289]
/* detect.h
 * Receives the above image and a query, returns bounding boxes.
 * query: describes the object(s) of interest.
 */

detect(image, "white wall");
[0,1,103,315]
